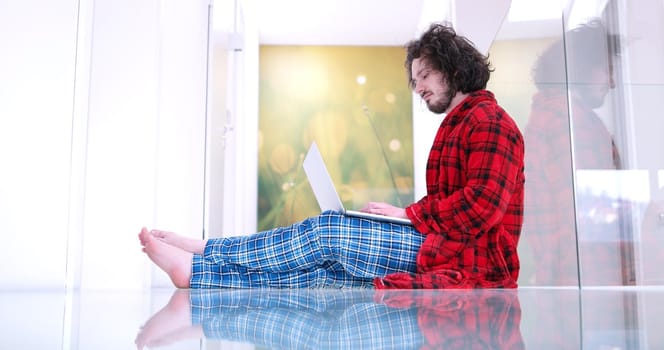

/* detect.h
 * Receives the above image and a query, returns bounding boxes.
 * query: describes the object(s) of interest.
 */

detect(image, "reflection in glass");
[581,289,642,349]
[518,288,582,349]
[523,17,633,286]
[135,289,524,349]
[640,175,664,285]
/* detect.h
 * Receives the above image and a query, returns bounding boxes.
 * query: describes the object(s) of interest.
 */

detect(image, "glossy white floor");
[2,287,664,349]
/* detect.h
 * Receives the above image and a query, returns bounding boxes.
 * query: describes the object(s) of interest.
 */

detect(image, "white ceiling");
[244,0,566,46]
[249,0,426,46]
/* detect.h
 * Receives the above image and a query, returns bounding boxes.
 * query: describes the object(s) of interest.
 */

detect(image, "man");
[139,22,525,289]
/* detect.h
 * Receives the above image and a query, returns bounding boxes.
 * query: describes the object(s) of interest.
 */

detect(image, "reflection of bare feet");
[138,227,192,288]
[150,229,207,254]
[135,289,203,349]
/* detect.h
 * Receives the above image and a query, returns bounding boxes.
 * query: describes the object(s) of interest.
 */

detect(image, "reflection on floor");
[2,287,664,349]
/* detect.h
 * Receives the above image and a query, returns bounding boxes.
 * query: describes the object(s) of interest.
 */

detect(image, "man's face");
[576,65,615,109]
[411,57,456,114]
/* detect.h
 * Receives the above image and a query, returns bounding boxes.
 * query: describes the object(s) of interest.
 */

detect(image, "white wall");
[80,0,209,290]
[0,0,210,290]
[214,0,260,238]
[0,0,78,289]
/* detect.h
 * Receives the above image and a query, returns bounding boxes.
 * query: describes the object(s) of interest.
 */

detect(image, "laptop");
[303,142,412,225]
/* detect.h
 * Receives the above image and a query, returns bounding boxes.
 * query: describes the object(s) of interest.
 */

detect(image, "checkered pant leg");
[189,289,423,349]
[190,210,424,288]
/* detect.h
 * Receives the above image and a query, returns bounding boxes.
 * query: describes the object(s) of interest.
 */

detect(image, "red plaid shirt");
[376,90,525,289]
[523,89,627,285]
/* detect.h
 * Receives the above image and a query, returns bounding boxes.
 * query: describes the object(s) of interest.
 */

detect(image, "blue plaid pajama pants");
[190,210,424,288]
[189,289,423,348]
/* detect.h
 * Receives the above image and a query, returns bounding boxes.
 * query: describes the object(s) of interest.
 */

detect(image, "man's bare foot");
[139,227,193,288]
[135,289,203,349]
[150,229,207,254]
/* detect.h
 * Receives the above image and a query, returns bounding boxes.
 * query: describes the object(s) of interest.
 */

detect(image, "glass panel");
[490,2,580,286]
[608,0,664,286]
[493,0,664,287]
[569,0,664,286]
[562,3,635,286]
[641,168,664,285]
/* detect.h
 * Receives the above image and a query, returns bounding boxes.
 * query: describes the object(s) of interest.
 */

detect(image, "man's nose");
[414,82,424,95]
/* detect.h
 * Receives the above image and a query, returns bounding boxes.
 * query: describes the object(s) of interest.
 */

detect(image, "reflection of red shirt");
[523,89,624,285]
[376,90,525,289]
[376,289,525,350]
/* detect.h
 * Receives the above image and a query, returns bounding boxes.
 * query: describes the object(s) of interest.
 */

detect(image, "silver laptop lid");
[302,142,346,213]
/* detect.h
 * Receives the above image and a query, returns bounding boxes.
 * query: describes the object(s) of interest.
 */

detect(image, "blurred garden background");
[257,46,414,230]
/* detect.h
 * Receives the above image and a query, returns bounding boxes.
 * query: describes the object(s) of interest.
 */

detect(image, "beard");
[574,85,609,109]
[426,86,457,114]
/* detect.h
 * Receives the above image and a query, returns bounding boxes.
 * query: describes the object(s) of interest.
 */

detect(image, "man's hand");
[360,202,407,219]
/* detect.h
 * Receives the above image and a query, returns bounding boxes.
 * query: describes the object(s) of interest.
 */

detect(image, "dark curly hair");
[405,22,493,93]
[532,19,621,89]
